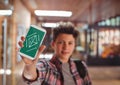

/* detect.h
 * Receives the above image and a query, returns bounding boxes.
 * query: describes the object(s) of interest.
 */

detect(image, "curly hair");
[52,22,79,42]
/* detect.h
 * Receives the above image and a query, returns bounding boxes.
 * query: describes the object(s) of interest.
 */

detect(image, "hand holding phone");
[19,25,46,60]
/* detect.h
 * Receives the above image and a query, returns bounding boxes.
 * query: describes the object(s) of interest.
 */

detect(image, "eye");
[57,41,63,44]
[69,42,74,45]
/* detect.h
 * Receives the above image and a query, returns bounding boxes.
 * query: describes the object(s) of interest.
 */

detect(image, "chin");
[62,55,71,58]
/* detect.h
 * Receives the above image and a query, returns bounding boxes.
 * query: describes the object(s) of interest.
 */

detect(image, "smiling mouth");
[61,51,69,54]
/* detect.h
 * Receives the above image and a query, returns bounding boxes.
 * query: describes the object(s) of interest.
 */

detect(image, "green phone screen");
[20,26,46,59]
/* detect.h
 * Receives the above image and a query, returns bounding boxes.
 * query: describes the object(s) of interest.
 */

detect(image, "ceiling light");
[42,23,59,28]
[0,10,12,16]
[34,10,72,17]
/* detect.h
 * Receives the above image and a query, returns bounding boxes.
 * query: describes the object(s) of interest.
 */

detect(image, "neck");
[59,57,69,63]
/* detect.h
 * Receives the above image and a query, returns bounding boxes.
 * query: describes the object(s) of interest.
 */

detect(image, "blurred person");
[18,23,92,85]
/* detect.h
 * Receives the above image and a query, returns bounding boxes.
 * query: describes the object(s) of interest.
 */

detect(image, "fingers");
[21,36,25,41]
[18,41,24,47]
[18,36,25,47]
[39,45,46,53]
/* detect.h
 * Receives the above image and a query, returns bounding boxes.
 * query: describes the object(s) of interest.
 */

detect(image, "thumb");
[36,45,46,60]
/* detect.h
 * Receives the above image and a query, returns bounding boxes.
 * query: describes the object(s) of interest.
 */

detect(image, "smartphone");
[19,25,46,60]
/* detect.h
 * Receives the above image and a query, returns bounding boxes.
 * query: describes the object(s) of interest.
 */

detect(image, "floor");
[92,79,120,85]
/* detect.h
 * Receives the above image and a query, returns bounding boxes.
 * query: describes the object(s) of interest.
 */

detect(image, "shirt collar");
[50,55,73,65]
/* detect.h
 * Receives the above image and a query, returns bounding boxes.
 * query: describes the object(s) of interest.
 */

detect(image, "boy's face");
[52,33,75,62]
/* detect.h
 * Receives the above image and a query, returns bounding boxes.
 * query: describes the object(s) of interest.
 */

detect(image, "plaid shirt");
[23,56,92,85]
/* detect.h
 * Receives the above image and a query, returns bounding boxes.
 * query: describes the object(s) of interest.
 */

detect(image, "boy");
[19,23,92,85]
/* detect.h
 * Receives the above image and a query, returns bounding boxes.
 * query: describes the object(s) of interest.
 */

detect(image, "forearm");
[23,64,38,80]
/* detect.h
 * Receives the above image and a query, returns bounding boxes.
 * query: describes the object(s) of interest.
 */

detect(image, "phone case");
[19,25,46,60]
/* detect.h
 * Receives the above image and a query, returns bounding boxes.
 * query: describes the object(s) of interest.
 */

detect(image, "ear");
[51,40,55,48]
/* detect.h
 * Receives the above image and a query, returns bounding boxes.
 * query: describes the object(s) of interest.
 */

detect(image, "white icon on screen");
[26,33,40,52]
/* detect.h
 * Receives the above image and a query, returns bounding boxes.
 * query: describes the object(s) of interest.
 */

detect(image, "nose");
[63,43,68,49]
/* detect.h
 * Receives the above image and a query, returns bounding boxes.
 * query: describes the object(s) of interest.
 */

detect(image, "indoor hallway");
[0,0,120,85]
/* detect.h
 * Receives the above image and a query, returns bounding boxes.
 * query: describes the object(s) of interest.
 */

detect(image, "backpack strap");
[74,60,87,79]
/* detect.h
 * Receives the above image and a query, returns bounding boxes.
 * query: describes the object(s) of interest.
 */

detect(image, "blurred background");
[0,0,120,85]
